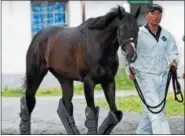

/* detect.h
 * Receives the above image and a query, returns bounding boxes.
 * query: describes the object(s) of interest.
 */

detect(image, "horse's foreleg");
[98,80,123,134]
[84,76,99,134]
[57,98,80,134]
[55,79,80,135]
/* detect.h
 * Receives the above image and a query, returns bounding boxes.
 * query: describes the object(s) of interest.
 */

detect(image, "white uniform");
[134,26,179,74]
[125,25,179,134]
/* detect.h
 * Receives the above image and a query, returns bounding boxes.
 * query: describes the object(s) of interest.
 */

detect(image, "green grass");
[114,69,135,90]
[95,93,184,117]
[2,68,135,97]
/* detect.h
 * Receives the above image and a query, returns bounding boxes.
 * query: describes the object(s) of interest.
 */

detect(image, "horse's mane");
[79,7,125,30]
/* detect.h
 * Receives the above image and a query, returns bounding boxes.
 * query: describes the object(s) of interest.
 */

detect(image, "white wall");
[0,0,2,91]
[2,1,32,74]
[85,1,129,19]
[2,1,184,75]
[2,1,83,75]
[68,1,82,27]
[154,1,184,75]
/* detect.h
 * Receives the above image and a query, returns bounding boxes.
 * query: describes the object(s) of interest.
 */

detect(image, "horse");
[19,5,140,135]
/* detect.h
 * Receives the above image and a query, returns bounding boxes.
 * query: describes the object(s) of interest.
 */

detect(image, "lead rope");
[129,66,183,114]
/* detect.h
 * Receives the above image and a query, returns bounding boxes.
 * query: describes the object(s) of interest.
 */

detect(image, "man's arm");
[167,33,180,69]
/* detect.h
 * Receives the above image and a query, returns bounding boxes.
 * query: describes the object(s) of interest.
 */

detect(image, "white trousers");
[135,71,171,134]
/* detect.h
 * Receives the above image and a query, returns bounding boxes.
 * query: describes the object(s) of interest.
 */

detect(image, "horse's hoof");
[20,131,31,135]
[85,106,99,135]
[20,96,31,135]
[115,110,123,122]
[19,121,31,135]
[57,98,80,134]
[98,110,123,134]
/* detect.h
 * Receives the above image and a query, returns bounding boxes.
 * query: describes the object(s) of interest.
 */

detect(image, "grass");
[2,68,135,97]
[95,93,184,117]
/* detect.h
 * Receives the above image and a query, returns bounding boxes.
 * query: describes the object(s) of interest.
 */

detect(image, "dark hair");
[147,4,163,13]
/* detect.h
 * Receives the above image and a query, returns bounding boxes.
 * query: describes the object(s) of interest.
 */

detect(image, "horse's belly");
[46,43,89,80]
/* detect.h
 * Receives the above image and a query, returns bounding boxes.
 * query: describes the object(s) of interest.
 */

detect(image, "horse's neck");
[100,40,119,67]
[104,39,119,57]
[99,27,119,56]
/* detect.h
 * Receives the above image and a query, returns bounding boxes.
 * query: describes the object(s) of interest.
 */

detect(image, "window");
[31,1,68,35]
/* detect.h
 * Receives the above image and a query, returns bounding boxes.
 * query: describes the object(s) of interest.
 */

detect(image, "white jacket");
[126,25,179,75]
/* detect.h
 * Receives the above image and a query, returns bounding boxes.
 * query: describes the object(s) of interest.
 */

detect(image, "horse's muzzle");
[121,40,137,63]
[130,51,137,63]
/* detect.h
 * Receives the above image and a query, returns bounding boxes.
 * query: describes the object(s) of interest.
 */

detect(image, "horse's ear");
[117,5,124,19]
[133,6,141,19]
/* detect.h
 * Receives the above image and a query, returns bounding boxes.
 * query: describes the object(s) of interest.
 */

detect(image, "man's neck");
[144,23,162,42]
[148,23,159,35]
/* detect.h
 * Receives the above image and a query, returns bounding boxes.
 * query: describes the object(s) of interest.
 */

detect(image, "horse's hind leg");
[49,69,80,134]
[83,75,99,134]
[98,80,123,134]
[20,63,48,134]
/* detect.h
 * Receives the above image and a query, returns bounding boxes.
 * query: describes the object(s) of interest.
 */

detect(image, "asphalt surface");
[2,95,184,135]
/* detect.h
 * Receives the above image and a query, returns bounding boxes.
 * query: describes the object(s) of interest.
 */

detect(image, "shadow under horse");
[19,5,140,135]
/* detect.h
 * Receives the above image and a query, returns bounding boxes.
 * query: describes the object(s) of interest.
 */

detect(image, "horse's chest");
[88,66,114,84]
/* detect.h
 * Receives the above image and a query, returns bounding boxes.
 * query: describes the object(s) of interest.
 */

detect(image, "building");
[2,1,184,88]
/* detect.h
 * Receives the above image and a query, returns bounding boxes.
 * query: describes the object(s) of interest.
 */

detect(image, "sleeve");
[167,33,180,65]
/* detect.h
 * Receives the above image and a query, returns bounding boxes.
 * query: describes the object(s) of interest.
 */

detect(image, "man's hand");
[129,67,136,80]
[169,59,177,69]
[129,73,136,80]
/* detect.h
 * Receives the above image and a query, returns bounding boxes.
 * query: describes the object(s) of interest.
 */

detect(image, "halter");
[120,37,135,55]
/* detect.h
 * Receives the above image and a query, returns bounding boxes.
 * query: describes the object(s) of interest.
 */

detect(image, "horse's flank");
[33,26,88,80]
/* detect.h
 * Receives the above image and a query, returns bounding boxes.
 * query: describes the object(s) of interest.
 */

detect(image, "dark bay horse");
[19,5,140,135]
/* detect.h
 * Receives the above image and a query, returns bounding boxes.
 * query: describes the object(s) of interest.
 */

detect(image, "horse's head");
[116,5,140,63]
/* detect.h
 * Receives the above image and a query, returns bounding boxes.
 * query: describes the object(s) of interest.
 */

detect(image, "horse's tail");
[22,26,62,92]
[21,30,49,92]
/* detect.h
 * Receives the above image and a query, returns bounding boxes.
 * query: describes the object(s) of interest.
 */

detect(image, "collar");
[144,23,161,42]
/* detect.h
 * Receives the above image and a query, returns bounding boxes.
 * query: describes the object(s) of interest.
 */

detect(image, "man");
[126,4,179,134]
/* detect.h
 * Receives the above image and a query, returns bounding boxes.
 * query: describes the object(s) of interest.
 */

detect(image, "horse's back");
[40,25,88,80]
[38,25,67,38]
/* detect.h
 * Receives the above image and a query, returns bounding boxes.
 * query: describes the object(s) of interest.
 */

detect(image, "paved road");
[2,95,184,135]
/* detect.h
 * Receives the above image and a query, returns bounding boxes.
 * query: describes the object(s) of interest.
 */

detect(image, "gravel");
[2,97,184,134]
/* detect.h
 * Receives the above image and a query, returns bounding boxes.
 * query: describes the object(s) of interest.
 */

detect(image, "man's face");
[146,10,162,25]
